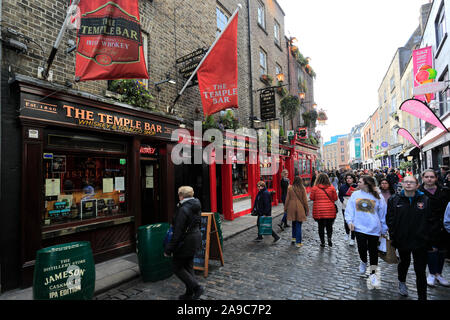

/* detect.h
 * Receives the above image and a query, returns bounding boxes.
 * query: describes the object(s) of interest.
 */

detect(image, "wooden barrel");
[137,223,173,282]
[33,241,95,300]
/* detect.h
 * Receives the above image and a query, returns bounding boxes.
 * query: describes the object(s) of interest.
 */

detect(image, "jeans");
[317,218,334,243]
[292,221,303,244]
[398,248,427,300]
[173,256,199,295]
[342,210,355,239]
[281,195,287,224]
[355,232,379,266]
[427,247,447,275]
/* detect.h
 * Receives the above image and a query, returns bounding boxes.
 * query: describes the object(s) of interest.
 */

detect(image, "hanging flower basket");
[260,74,273,85]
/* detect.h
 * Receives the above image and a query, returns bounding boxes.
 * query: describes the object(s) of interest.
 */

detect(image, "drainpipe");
[247,0,254,128]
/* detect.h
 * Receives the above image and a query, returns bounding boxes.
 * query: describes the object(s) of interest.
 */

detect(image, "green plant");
[399,161,413,171]
[280,95,300,130]
[260,74,273,84]
[109,79,154,110]
[218,110,239,130]
[202,114,218,131]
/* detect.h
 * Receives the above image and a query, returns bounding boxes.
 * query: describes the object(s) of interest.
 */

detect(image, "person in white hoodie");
[345,175,388,290]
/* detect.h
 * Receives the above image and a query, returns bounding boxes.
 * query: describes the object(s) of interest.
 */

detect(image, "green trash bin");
[137,223,173,282]
[33,241,95,300]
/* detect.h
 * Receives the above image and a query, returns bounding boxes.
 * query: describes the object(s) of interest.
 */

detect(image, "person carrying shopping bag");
[253,181,281,243]
[284,176,309,247]
[386,175,434,300]
[310,173,338,248]
[345,175,388,290]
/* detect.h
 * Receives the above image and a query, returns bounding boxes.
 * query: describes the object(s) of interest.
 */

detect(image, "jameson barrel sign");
[75,0,148,81]
[19,93,178,139]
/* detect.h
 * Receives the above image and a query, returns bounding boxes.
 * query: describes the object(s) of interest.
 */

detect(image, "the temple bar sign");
[19,93,178,139]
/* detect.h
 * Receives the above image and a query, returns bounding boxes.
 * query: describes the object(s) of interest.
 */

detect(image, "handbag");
[258,216,273,235]
[319,188,338,213]
[378,236,398,264]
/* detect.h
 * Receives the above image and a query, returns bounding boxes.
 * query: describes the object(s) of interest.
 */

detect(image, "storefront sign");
[260,88,276,121]
[140,145,158,156]
[223,136,257,151]
[20,93,178,140]
[297,127,307,139]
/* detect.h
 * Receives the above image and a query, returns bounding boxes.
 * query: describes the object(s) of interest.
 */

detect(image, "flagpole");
[172,3,242,107]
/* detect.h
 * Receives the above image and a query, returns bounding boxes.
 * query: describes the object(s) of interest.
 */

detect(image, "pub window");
[257,1,266,30]
[216,4,230,36]
[232,161,248,196]
[43,133,128,227]
[260,161,273,189]
[259,48,267,76]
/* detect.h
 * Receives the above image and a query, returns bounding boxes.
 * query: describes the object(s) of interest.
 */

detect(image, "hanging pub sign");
[75,0,149,81]
[176,48,208,85]
[297,127,308,139]
[260,87,276,121]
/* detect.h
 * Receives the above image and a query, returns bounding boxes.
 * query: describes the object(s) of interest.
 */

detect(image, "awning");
[404,146,420,157]
[420,116,450,152]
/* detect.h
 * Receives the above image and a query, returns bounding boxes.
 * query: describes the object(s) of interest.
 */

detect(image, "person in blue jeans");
[284,177,309,247]
[278,169,290,231]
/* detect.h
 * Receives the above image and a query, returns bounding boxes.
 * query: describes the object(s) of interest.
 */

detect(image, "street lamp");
[276,73,285,83]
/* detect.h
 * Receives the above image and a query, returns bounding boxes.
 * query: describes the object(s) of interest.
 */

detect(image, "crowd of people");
[265,164,450,300]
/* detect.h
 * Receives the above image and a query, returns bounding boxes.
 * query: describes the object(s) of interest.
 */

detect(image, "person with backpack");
[419,169,450,287]
[284,176,309,247]
[386,175,434,300]
[338,173,358,246]
[310,173,338,248]
[345,175,388,290]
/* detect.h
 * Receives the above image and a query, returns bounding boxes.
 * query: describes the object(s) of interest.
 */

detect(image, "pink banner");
[397,128,420,149]
[413,46,434,102]
[399,99,449,132]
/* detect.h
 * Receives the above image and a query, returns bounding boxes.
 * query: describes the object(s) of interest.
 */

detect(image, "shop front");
[214,131,258,221]
[291,142,319,191]
[5,75,180,289]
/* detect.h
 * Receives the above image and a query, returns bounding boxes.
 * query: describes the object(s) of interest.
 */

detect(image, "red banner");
[197,12,238,116]
[75,0,148,81]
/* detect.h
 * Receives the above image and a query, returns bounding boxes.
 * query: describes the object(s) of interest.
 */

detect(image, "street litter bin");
[33,241,95,300]
[137,223,173,282]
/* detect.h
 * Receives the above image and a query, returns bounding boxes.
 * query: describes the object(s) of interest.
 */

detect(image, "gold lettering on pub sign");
[63,105,166,136]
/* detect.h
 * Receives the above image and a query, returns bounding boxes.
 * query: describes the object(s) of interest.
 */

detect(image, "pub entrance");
[141,159,160,226]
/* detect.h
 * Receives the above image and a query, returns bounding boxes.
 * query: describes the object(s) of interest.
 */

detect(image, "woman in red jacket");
[310,173,338,247]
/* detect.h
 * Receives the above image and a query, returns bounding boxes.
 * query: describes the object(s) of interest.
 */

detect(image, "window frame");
[257,1,266,30]
[259,48,267,76]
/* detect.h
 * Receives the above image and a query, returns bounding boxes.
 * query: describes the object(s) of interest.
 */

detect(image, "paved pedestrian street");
[96,201,450,301]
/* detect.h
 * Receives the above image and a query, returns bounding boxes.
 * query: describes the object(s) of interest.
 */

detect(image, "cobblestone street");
[96,201,450,301]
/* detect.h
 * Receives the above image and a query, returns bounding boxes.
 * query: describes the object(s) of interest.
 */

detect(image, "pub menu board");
[259,88,276,121]
[193,213,224,277]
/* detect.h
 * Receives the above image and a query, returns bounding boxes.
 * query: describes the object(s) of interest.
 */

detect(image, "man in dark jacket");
[164,186,203,300]
[278,169,290,230]
[253,181,280,243]
[386,175,435,300]
[386,169,399,191]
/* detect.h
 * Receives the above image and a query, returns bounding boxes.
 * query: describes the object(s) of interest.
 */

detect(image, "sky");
[277,0,431,143]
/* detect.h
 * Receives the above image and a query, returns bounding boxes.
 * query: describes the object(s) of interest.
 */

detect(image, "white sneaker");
[359,261,367,275]
[427,274,436,287]
[345,234,350,241]
[369,273,380,289]
[436,275,450,287]
[349,239,355,246]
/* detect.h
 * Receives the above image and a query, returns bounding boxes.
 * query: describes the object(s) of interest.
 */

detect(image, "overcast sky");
[277,0,431,142]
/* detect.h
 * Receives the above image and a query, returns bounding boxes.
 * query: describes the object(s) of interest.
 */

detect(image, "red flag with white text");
[75,0,148,81]
[197,12,238,115]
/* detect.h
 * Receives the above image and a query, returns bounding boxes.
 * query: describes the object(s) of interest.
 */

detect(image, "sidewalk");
[0,203,285,300]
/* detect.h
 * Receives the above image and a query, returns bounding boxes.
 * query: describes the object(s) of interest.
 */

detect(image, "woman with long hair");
[309,173,338,248]
[338,172,358,246]
[284,176,309,247]
[345,175,388,290]
[379,178,395,204]
[419,169,450,287]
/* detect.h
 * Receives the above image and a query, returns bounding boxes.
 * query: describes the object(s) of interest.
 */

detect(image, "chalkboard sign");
[260,88,276,121]
[193,213,224,277]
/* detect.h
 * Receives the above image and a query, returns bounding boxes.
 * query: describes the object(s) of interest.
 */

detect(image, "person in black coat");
[386,175,435,300]
[164,186,204,300]
[253,181,280,243]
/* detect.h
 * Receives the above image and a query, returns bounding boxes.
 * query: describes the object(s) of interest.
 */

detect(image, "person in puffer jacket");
[309,173,338,248]
[345,175,387,290]
[164,186,204,300]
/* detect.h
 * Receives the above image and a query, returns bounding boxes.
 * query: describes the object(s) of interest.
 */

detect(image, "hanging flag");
[412,46,435,103]
[397,128,420,149]
[75,0,148,81]
[399,99,449,133]
[196,11,239,115]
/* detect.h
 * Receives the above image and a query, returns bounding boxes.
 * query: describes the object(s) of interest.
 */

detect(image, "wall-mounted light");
[407,155,413,161]
[276,73,285,83]
[250,116,261,123]
[154,75,176,92]
[299,92,306,100]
